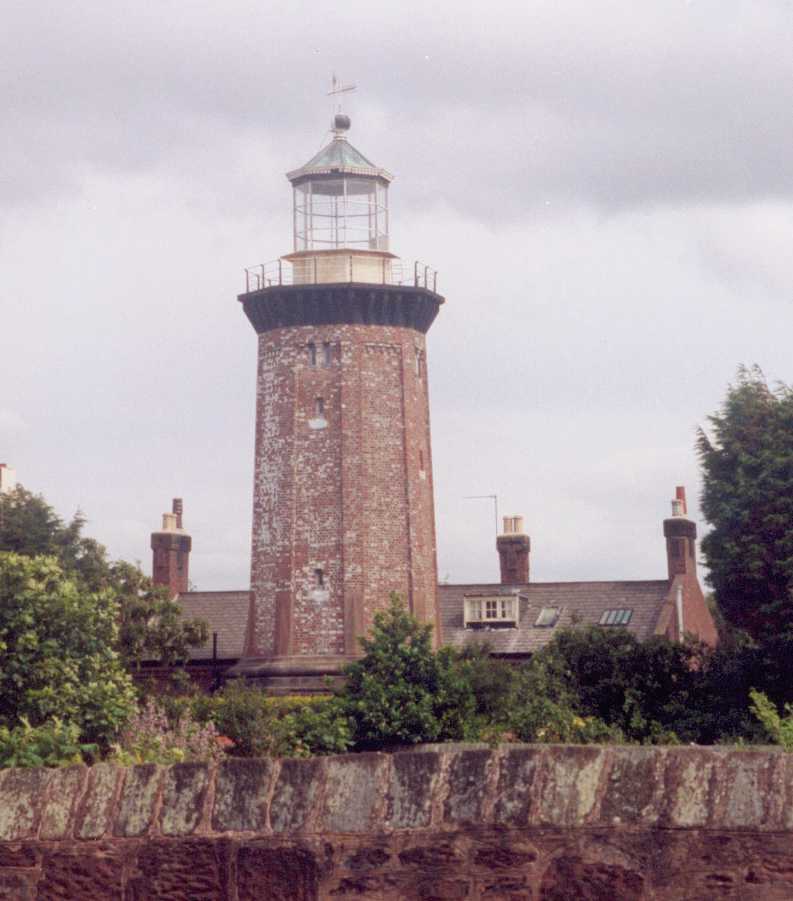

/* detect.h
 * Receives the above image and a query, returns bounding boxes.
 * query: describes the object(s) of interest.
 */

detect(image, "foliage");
[528,626,695,743]
[208,681,273,757]
[202,683,352,758]
[698,366,793,639]
[270,699,352,758]
[0,553,137,746]
[342,594,477,748]
[0,487,108,589]
[749,689,793,751]
[0,718,97,768]
[454,642,519,726]
[0,486,208,668]
[112,561,208,670]
[111,698,224,765]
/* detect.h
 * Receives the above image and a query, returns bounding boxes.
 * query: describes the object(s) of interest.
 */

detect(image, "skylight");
[535,607,561,627]
[599,609,633,626]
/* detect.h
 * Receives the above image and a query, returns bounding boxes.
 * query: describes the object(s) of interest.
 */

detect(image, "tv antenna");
[464,494,499,537]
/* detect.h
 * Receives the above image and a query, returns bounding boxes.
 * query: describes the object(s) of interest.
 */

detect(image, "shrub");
[749,689,793,750]
[111,699,223,765]
[271,699,352,757]
[0,718,97,768]
[209,682,272,757]
[342,595,477,748]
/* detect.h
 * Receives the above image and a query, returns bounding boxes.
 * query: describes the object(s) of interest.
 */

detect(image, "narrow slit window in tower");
[314,568,324,588]
[323,342,333,367]
[315,397,325,416]
[308,342,317,366]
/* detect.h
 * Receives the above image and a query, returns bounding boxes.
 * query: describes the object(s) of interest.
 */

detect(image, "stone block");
[212,758,273,833]
[713,750,782,829]
[443,748,493,826]
[38,842,128,900]
[320,753,387,833]
[535,746,605,826]
[0,844,38,868]
[40,765,87,840]
[386,750,441,829]
[0,767,48,840]
[600,746,666,826]
[160,762,210,836]
[75,763,123,840]
[115,764,163,837]
[662,747,717,827]
[237,842,320,901]
[270,757,322,833]
[127,838,231,900]
[493,746,543,827]
[539,855,644,901]
[0,871,37,901]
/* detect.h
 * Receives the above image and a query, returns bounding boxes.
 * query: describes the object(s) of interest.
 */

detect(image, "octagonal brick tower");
[235,114,443,690]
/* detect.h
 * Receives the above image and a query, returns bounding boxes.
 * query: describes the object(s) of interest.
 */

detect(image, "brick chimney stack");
[151,498,191,597]
[497,515,530,585]
[663,486,697,581]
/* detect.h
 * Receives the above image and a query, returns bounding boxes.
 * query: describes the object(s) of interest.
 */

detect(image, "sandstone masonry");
[2,744,793,899]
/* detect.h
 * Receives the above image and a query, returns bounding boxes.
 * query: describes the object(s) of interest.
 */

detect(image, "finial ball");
[333,113,351,132]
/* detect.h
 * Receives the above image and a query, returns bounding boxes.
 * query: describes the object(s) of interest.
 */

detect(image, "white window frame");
[464,595,517,627]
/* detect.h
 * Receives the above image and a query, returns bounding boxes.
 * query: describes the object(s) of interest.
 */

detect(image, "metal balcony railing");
[243,257,438,294]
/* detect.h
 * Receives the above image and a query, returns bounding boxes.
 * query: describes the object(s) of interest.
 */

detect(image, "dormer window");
[464,595,518,628]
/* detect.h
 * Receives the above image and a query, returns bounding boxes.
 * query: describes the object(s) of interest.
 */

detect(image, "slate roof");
[439,580,671,656]
[287,136,393,183]
[176,590,249,660]
[172,580,672,663]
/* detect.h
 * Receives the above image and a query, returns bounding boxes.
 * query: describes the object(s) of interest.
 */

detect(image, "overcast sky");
[3,0,792,590]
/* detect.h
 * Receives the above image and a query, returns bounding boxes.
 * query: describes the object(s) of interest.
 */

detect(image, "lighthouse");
[235,113,444,690]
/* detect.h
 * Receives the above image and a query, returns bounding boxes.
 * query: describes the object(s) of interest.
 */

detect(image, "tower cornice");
[239,283,444,335]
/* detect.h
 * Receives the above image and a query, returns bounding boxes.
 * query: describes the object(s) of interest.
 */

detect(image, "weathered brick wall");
[248,323,439,660]
[2,744,792,899]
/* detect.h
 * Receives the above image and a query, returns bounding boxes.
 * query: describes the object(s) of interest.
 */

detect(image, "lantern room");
[284,114,395,285]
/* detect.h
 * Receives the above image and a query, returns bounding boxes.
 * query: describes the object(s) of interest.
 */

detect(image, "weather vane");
[327,73,356,112]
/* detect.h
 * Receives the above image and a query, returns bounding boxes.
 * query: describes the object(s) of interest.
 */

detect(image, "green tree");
[529,626,696,743]
[111,561,208,671]
[342,594,476,748]
[0,486,208,668]
[698,366,793,639]
[0,553,137,746]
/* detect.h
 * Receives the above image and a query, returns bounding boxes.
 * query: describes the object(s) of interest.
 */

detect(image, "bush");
[0,718,97,768]
[110,699,223,765]
[204,683,351,758]
[342,595,477,748]
[270,699,352,757]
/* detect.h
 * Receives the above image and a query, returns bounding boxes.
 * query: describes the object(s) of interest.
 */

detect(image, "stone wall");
[1,744,792,899]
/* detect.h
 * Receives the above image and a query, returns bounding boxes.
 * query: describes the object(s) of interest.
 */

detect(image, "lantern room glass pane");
[293,176,389,252]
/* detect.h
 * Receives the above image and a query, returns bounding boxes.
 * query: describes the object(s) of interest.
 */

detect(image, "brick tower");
[235,114,443,689]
